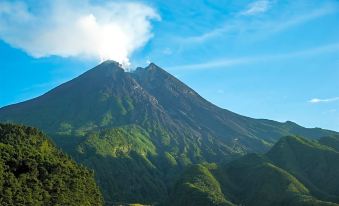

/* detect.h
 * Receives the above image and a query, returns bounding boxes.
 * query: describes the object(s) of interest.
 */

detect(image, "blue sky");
[0,0,339,131]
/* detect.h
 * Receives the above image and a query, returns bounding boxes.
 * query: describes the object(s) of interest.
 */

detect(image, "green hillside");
[170,136,339,206]
[319,135,339,152]
[171,164,234,206]
[0,123,103,206]
[267,136,339,202]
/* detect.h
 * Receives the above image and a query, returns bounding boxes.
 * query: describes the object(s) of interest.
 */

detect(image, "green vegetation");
[73,125,168,204]
[2,122,337,206]
[79,125,156,157]
[267,136,339,202]
[169,136,339,206]
[319,135,339,151]
[171,164,234,206]
[0,123,103,206]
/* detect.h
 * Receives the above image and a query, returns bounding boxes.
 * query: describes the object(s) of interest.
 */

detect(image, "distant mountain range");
[0,60,338,205]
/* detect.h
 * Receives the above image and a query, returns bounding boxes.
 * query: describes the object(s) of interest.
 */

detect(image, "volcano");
[0,60,337,204]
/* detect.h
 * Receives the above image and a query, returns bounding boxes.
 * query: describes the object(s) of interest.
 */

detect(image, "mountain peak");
[134,62,164,73]
[96,60,124,72]
[134,62,173,80]
[101,59,123,67]
[80,60,125,80]
[146,62,159,70]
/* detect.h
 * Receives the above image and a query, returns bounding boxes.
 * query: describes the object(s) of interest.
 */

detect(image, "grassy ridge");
[171,164,234,206]
[170,136,339,206]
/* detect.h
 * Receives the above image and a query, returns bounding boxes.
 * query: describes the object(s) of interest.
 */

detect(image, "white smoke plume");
[0,0,160,68]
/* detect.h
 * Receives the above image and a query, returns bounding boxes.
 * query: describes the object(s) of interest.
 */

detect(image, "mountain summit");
[0,61,337,203]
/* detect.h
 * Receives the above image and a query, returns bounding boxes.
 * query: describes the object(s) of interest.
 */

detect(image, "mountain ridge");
[170,135,339,206]
[0,61,338,204]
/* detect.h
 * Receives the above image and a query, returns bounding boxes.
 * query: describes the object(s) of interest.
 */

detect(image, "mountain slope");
[171,164,235,206]
[170,136,339,206]
[0,123,103,206]
[267,136,339,202]
[0,61,337,204]
[0,61,336,158]
[319,135,339,152]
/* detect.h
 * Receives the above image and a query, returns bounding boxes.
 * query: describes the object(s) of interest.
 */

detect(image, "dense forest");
[0,123,103,206]
[2,124,338,206]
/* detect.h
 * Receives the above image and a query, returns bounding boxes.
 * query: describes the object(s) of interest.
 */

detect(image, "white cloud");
[170,57,250,70]
[268,5,336,33]
[241,0,271,16]
[181,4,336,44]
[170,43,339,70]
[309,97,339,104]
[0,0,160,68]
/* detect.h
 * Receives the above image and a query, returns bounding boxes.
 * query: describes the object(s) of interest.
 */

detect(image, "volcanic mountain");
[0,60,337,204]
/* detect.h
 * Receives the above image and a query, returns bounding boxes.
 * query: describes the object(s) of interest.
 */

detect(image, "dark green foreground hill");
[0,123,103,206]
[171,136,339,206]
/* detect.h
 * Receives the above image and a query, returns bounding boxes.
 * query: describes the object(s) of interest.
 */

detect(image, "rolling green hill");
[0,123,103,206]
[267,136,339,203]
[170,136,339,206]
[170,164,234,206]
[0,61,338,204]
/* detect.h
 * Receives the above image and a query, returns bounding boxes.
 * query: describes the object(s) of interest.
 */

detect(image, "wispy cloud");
[180,3,337,44]
[309,97,339,104]
[241,0,271,16]
[170,43,339,70]
[268,5,337,33]
[170,57,249,70]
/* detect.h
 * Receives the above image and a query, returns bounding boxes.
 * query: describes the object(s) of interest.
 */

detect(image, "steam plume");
[0,0,160,68]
